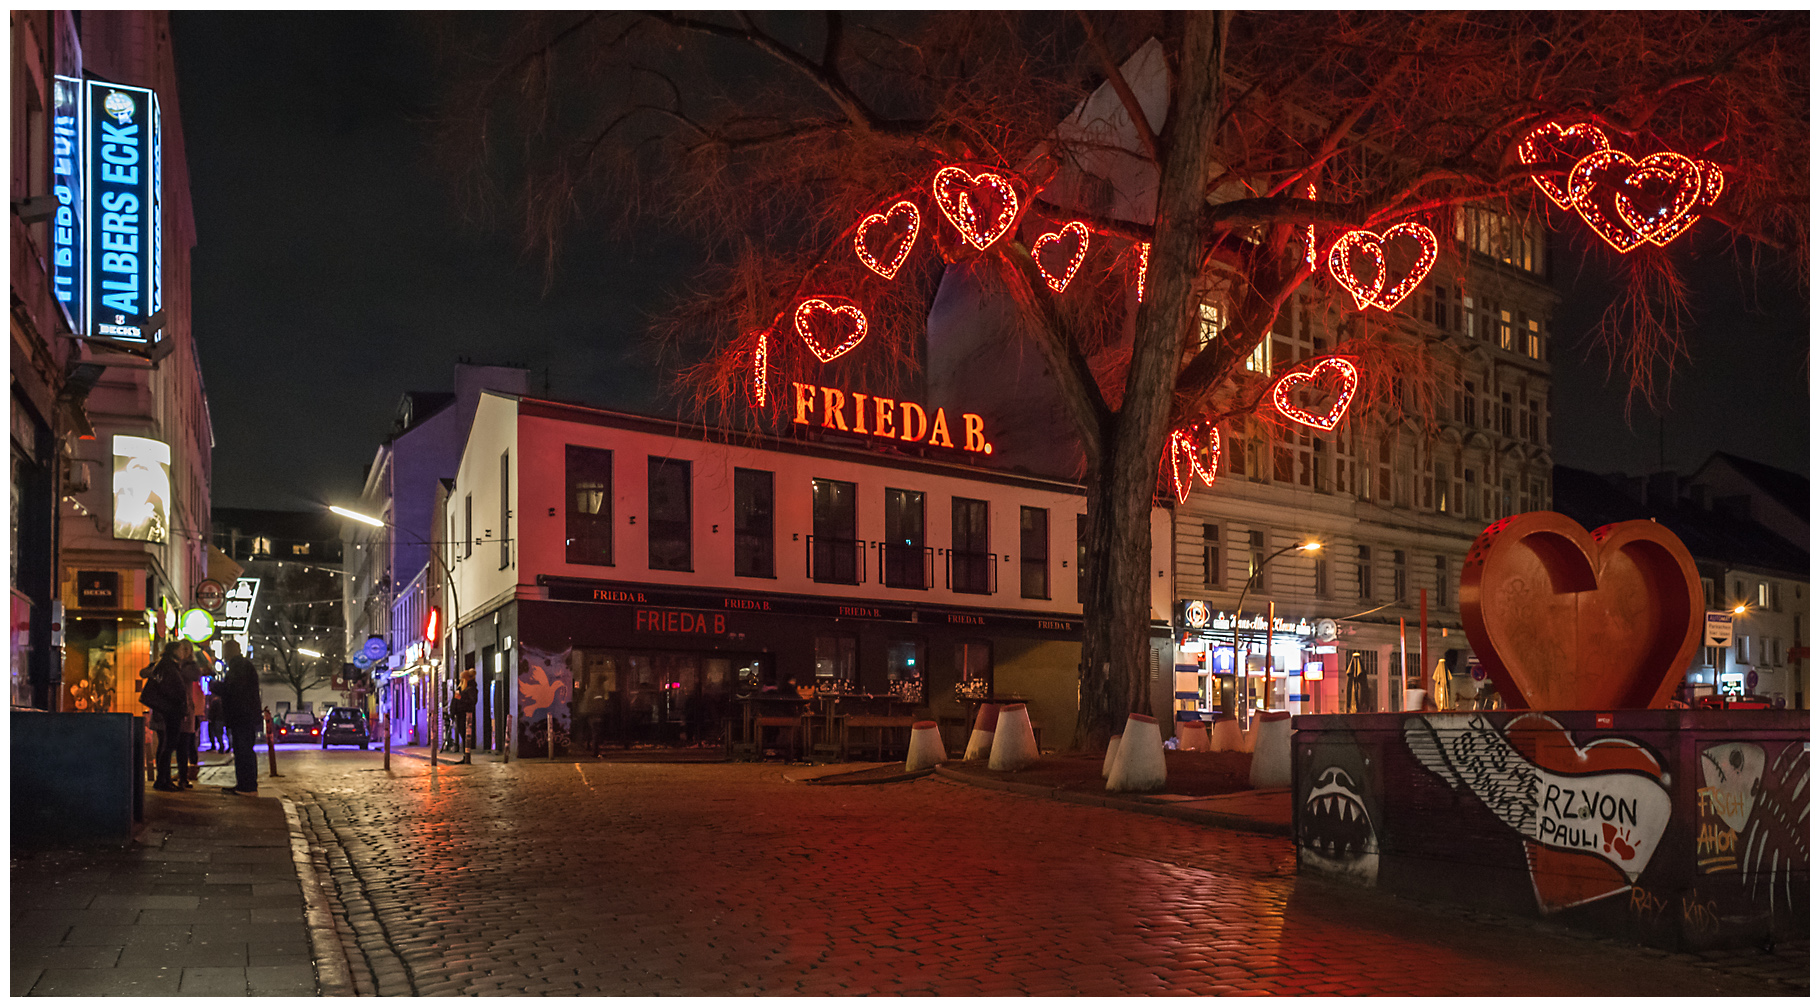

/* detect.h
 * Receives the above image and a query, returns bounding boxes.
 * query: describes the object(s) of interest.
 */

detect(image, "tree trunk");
[1073,11,1228,752]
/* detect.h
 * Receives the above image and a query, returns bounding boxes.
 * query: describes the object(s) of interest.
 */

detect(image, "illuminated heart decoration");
[749,331,769,407]
[1033,221,1091,293]
[1696,159,1725,206]
[793,299,869,364]
[853,200,920,280]
[1567,150,1702,252]
[1325,223,1437,311]
[1517,121,1612,209]
[1271,357,1358,431]
[1302,182,1320,268]
[1165,425,1220,503]
[1461,512,1703,710]
[1135,242,1150,302]
[931,166,1021,250]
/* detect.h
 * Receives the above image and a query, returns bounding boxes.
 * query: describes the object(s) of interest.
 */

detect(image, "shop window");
[811,478,858,584]
[886,640,924,703]
[1202,523,1221,588]
[883,488,926,589]
[956,639,993,700]
[565,445,614,566]
[647,457,692,572]
[951,498,991,594]
[814,635,856,686]
[1357,545,1374,600]
[1020,506,1049,600]
[733,468,773,578]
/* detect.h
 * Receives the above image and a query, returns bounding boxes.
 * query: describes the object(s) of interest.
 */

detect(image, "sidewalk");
[933,761,1292,836]
[9,772,338,997]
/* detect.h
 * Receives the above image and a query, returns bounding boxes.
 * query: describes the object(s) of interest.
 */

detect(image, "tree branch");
[1076,12,1160,163]
[649,12,884,132]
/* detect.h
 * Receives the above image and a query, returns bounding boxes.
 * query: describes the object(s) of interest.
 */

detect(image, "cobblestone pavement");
[273,749,1806,996]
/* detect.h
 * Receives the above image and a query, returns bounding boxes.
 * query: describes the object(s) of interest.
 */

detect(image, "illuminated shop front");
[1171,604,1330,720]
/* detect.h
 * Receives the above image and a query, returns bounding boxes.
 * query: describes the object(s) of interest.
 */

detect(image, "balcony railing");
[878,543,934,590]
[806,535,865,585]
[945,549,997,595]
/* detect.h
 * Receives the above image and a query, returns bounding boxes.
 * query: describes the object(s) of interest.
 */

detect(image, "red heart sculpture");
[1033,221,1091,293]
[1165,424,1221,503]
[1461,512,1703,710]
[793,299,869,364]
[1271,356,1359,431]
[1517,121,1612,209]
[1567,150,1703,252]
[931,166,1021,250]
[853,200,920,280]
[1325,223,1436,311]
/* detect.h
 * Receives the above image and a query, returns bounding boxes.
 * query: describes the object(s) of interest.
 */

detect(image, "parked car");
[275,710,319,742]
[320,707,370,750]
[1696,693,1778,711]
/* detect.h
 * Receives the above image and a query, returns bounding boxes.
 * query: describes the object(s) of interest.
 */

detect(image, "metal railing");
[806,535,865,585]
[878,543,934,590]
[944,549,997,595]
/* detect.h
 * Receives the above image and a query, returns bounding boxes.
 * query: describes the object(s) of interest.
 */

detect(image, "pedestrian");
[218,640,263,795]
[175,641,204,788]
[579,675,608,756]
[450,669,478,764]
[207,692,225,752]
[138,642,189,792]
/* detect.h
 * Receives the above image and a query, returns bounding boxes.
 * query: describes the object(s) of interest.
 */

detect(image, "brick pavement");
[269,749,1806,996]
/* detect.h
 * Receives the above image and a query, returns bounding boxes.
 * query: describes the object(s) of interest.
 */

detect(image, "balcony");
[878,543,933,590]
[807,535,864,585]
[945,549,997,595]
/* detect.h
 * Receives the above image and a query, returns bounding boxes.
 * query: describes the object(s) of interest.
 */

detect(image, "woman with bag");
[450,669,478,765]
[139,642,190,792]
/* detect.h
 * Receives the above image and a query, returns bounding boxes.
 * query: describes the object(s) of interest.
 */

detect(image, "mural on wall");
[1405,713,1672,914]
[1697,739,1809,925]
[1299,758,1381,885]
[518,645,573,754]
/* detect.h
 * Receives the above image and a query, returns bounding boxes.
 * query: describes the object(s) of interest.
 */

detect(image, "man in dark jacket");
[218,640,263,795]
[141,642,190,792]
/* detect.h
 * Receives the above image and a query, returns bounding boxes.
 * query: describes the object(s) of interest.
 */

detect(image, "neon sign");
[789,382,992,454]
[83,80,161,344]
[216,577,260,635]
[51,75,84,333]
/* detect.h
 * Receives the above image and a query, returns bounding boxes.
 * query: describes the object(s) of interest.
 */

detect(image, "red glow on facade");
[1033,221,1090,293]
[1165,424,1221,503]
[931,166,1020,250]
[1518,121,1611,208]
[1271,356,1359,432]
[853,200,921,280]
[793,298,869,363]
[1325,223,1437,311]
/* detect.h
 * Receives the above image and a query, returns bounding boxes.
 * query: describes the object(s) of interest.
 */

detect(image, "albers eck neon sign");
[790,382,993,455]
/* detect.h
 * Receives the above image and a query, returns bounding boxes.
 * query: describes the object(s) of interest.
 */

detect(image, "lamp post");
[1232,540,1321,726]
[330,505,462,768]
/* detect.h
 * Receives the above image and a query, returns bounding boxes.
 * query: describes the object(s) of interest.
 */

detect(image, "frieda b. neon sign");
[790,382,992,455]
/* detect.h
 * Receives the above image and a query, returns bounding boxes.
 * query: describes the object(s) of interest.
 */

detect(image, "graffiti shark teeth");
[1300,766,1380,884]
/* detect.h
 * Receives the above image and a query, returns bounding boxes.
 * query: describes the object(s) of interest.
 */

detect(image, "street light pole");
[1231,540,1321,728]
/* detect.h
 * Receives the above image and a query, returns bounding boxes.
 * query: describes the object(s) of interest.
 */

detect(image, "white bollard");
[963,703,1000,761]
[1248,710,1294,788]
[1107,714,1165,792]
[1101,734,1123,779]
[904,720,945,772]
[987,703,1038,771]
[1209,717,1244,753]
[1176,721,1210,752]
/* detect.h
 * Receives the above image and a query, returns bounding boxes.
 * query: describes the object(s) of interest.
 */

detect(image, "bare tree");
[440,11,1806,746]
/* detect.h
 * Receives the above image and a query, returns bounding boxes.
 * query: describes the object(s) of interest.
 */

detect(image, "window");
[1463,382,1477,427]
[1198,303,1226,352]
[1462,295,1476,339]
[813,635,856,685]
[1758,582,1770,608]
[1526,318,1542,359]
[883,488,926,589]
[951,498,991,594]
[1499,309,1513,351]
[1357,545,1373,600]
[1500,393,1513,437]
[499,451,513,569]
[1019,507,1049,600]
[1464,468,1479,521]
[290,543,309,556]
[1202,523,1222,588]
[564,446,615,566]
[733,468,773,578]
[1772,583,1782,612]
[1274,444,1294,484]
[1376,436,1392,503]
[1314,557,1330,599]
[1701,577,1715,609]
[647,457,692,572]
[1735,635,1750,664]
[1435,555,1450,609]
[886,640,924,703]
[811,478,858,584]
[956,640,993,698]
[462,496,472,559]
[1247,530,1269,593]
[1393,549,1407,602]
[1076,513,1088,601]
[1527,400,1541,444]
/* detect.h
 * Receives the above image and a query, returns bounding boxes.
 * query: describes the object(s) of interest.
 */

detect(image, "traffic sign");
[1746,669,1759,691]
[194,579,226,611]
[1704,612,1735,648]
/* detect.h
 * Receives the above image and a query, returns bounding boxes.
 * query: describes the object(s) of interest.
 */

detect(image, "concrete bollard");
[1106,714,1165,793]
[1101,734,1123,778]
[1176,721,1210,752]
[987,703,1038,771]
[963,703,1000,761]
[1209,717,1244,752]
[1248,710,1294,788]
[905,720,945,772]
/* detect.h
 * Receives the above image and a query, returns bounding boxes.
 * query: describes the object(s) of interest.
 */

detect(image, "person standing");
[218,640,263,795]
[207,692,226,752]
[174,642,204,788]
[450,669,478,765]
[139,642,189,792]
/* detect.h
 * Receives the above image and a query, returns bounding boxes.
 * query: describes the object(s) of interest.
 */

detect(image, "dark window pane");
[811,478,858,583]
[1020,506,1048,599]
[733,468,773,578]
[647,457,692,571]
[884,489,926,589]
[565,446,614,566]
[952,498,990,594]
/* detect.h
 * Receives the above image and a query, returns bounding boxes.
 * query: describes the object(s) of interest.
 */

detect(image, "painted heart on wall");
[1460,512,1703,710]
[793,299,869,364]
[853,200,921,280]
[931,166,1021,251]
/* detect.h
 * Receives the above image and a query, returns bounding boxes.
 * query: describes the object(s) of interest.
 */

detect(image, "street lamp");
[1231,540,1321,724]
[298,648,322,658]
[330,504,463,767]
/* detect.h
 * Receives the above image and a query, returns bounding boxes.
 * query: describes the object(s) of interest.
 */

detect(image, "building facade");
[212,507,348,716]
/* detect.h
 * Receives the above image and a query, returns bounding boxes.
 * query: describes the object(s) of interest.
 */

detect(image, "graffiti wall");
[1294,710,1808,950]
[517,644,573,757]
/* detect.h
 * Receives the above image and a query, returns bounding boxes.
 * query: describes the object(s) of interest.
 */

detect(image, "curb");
[932,765,1292,837]
[281,798,356,997]
[804,766,934,786]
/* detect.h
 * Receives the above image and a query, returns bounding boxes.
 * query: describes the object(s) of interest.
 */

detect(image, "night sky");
[170,12,1808,512]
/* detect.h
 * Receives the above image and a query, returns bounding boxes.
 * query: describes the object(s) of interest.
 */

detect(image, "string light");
[853,200,921,280]
[750,331,770,408]
[1696,159,1725,206]
[1135,242,1149,302]
[1271,356,1359,432]
[1303,182,1319,268]
[1517,121,1611,208]
[931,166,1020,250]
[1325,223,1437,311]
[793,298,869,363]
[1567,149,1702,253]
[1165,424,1221,503]
[1033,221,1091,293]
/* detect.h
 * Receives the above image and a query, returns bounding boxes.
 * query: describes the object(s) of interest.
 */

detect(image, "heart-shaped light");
[1165,424,1221,503]
[1271,356,1359,432]
[931,166,1021,250]
[749,330,770,407]
[1325,223,1437,311]
[793,299,868,364]
[1517,121,1612,209]
[1568,149,1703,252]
[1461,511,1703,710]
[1033,221,1091,293]
[1696,159,1725,206]
[1135,242,1150,302]
[853,200,921,280]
